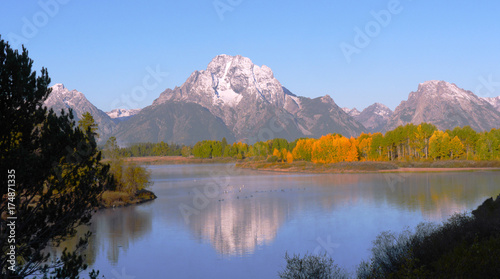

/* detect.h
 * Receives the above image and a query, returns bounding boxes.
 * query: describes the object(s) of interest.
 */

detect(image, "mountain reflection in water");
[54,164,500,278]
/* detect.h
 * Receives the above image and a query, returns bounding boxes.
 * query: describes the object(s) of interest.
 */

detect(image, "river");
[77,164,500,278]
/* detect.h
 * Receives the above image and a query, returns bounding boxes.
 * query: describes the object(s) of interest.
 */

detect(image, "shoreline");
[116,156,500,174]
[235,160,500,174]
[99,189,157,209]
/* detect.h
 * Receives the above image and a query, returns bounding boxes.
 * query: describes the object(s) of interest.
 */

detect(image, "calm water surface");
[79,164,500,278]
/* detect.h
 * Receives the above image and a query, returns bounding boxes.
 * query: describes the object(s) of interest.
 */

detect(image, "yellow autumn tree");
[281,148,289,163]
[449,136,465,159]
[429,130,452,160]
[292,138,315,161]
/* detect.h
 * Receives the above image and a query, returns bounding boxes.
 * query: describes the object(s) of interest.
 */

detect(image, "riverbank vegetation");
[188,123,500,163]
[104,123,500,171]
[100,136,156,208]
[280,194,500,278]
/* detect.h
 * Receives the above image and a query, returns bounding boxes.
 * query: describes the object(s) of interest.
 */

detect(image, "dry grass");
[100,189,156,208]
[237,160,500,174]
[236,160,399,173]
[395,160,500,168]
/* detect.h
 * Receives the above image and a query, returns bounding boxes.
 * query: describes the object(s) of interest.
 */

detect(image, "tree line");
[187,123,500,162]
[101,141,184,157]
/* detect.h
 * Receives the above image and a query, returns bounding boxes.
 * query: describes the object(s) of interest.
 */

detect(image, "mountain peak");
[386,80,500,132]
[413,80,477,102]
[372,102,389,109]
[342,107,361,117]
[154,54,283,109]
[44,84,116,142]
[51,83,65,91]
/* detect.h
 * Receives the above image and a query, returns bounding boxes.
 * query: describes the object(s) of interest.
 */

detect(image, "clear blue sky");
[2,0,500,111]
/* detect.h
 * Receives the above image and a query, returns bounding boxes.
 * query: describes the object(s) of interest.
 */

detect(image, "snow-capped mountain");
[385,80,500,132]
[482,96,500,112]
[355,103,393,133]
[342,107,361,117]
[106,108,141,122]
[44,84,116,141]
[117,54,365,144]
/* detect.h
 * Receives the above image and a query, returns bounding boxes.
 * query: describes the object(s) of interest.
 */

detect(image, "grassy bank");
[237,160,500,174]
[100,189,157,208]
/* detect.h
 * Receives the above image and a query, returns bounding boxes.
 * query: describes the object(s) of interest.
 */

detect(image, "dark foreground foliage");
[281,194,500,279]
[1,37,112,278]
[279,252,349,279]
[357,194,500,278]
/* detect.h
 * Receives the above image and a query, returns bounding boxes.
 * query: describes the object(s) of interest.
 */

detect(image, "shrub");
[279,253,349,279]
[357,194,500,278]
[267,155,279,162]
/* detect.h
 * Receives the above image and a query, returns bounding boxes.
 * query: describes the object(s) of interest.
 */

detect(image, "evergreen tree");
[0,37,110,278]
[78,111,98,138]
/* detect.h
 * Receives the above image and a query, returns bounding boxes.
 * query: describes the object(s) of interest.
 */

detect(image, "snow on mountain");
[44,84,116,141]
[385,80,500,132]
[342,107,361,117]
[126,54,365,144]
[481,96,500,112]
[354,103,393,133]
[106,108,142,119]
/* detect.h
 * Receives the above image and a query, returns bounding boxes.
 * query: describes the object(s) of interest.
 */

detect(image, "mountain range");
[384,80,500,132]
[44,55,500,145]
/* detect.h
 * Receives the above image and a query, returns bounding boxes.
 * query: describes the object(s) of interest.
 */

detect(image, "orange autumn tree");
[311,134,358,163]
[286,150,294,163]
[311,134,336,163]
[357,133,372,161]
[273,148,282,161]
[347,137,359,162]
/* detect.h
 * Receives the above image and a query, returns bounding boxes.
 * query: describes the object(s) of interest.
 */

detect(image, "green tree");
[0,37,110,278]
[221,137,228,154]
[212,141,223,157]
[78,111,98,138]
[272,138,289,152]
[152,141,169,156]
[103,136,120,160]
[181,145,192,157]
[192,140,213,158]
[121,163,151,193]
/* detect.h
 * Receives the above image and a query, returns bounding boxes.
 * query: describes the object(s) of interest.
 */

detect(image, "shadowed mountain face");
[355,103,393,133]
[385,80,500,132]
[126,54,365,144]
[113,102,235,146]
[46,65,500,146]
